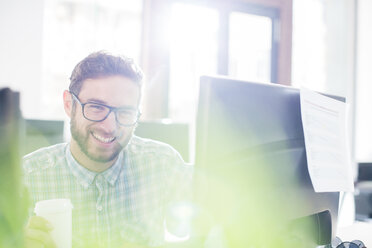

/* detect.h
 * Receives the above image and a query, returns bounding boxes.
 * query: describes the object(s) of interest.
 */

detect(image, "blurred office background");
[1,0,372,223]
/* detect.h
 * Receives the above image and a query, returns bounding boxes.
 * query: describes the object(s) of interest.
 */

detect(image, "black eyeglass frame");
[70,91,141,127]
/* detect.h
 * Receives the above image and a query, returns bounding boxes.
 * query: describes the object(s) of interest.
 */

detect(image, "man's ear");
[63,90,73,118]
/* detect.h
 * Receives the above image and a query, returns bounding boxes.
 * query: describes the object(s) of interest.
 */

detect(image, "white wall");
[292,0,355,98]
[0,0,44,118]
[354,0,372,162]
[323,0,355,100]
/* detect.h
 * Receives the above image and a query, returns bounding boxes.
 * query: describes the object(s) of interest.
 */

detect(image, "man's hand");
[25,216,57,248]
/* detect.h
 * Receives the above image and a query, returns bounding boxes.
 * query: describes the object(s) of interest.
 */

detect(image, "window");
[167,1,280,123]
[229,12,273,83]
[168,3,219,122]
[42,0,143,118]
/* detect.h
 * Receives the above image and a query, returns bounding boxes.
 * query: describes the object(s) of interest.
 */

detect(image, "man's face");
[69,76,140,164]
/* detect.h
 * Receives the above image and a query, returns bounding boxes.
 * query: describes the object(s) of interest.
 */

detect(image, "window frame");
[141,0,292,119]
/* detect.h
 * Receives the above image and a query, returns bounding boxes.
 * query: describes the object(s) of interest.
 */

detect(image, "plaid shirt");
[23,136,193,248]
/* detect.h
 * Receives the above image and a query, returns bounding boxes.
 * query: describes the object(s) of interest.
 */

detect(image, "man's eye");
[118,110,136,117]
[87,104,105,111]
[119,111,133,116]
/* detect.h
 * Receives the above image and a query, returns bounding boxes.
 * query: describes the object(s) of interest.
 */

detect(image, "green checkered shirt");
[23,136,193,248]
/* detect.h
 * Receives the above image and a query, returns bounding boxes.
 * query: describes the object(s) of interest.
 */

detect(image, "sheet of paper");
[300,88,354,192]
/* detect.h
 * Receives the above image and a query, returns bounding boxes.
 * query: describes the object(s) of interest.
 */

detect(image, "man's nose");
[100,111,118,133]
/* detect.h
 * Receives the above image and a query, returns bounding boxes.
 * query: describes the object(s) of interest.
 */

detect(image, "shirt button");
[97,205,103,211]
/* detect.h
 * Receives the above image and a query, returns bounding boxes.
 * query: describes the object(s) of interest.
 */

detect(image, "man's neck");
[69,142,117,173]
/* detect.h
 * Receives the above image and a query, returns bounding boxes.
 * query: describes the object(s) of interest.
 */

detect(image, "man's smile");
[91,132,116,144]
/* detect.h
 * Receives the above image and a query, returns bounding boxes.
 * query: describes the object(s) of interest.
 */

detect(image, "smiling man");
[23,51,192,248]
[68,74,140,172]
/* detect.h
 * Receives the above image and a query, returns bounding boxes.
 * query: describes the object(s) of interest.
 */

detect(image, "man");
[23,51,192,248]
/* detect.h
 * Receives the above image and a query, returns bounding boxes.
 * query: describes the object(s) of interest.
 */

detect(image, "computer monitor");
[194,76,342,246]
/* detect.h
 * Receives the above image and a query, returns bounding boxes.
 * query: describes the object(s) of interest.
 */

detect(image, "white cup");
[34,199,73,248]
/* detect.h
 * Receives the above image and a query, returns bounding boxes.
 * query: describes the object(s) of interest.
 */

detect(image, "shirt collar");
[65,144,125,189]
[101,150,124,186]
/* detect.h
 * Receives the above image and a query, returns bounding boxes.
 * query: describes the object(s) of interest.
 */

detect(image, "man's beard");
[70,115,131,163]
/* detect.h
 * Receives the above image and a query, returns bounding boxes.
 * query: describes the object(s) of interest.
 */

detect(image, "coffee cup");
[34,199,73,248]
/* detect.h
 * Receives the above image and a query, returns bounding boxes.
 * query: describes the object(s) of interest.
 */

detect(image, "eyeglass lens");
[84,103,138,125]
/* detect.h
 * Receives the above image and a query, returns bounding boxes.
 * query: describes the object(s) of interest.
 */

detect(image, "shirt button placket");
[95,175,106,246]
[96,175,104,213]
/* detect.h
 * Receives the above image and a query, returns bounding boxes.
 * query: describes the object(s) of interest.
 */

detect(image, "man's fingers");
[25,238,47,248]
[25,216,56,248]
[25,228,57,248]
[27,216,53,231]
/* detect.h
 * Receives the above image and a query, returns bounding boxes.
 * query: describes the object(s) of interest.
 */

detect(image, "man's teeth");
[92,133,115,143]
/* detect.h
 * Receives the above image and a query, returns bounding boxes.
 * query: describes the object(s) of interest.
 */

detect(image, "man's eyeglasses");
[330,237,366,248]
[70,92,140,127]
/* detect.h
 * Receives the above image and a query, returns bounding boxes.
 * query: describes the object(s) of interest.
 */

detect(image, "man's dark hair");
[69,51,144,96]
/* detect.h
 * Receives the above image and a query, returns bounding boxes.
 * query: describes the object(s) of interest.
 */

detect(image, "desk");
[337,221,372,247]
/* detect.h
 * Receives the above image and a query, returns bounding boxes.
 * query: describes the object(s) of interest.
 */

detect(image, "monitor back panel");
[195,76,340,240]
